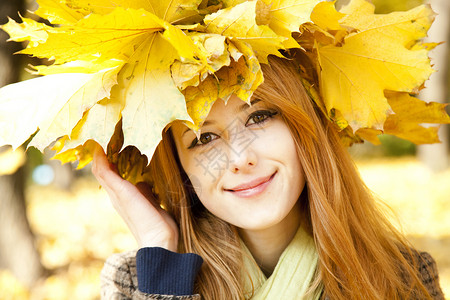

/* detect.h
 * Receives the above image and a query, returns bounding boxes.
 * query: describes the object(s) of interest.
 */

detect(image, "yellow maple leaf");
[140,0,203,24]
[220,0,317,40]
[29,66,121,150]
[339,0,373,15]
[385,119,440,145]
[52,94,123,169]
[172,33,231,90]
[32,59,123,75]
[1,0,292,171]
[219,0,317,46]
[344,91,450,145]
[204,0,285,63]
[310,1,345,31]
[1,16,51,47]
[59,96,124,154]
[116,146,151,184]
[172,32,265,130]
[35,0,86,24]
[0,73,95,149]
[0,0,444,171]
[54,35,197,165]
[265,0,317,47]
[354,128,382,145]
[119,34,193,160]
[383,92,450,144]
[35,0,203,24]
[20,9,159,64]
[1,3,209,162]
[311,0,434,132]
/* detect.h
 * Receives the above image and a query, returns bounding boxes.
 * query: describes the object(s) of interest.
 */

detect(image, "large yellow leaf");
[171,32,245,90]
[35,0,85,24]
[339,0,374,15]
[67,97,123,152]
[1,5,211,163]
[315,0,434,131]
[22,7,208,72]
[138,0,203,24]
[52,92,124,168]
[383,92,450,144]
[204,1,285,63]
[21,8,165,65]
[267,0,317,37]
[0,73,94,149]
[36,0,203,24]
[120,34,193,160]
[1,16,51,47]
[32,59,123,75]
[351,91,450,145]
[386,92,450,124]
[212,0,316,48]
[161,24,209,66]
[384,118,440,145]
[310,1,345,31]
[171,34,230,90]
[340,1,434,48]
[29,66,121,151]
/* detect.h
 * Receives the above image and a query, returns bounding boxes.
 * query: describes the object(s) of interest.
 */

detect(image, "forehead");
[207,95,259,119]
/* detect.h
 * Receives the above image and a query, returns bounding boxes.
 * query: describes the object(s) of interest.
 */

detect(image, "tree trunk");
[0,159,45,288]
[0,0,46,288]
[418,0,450,172]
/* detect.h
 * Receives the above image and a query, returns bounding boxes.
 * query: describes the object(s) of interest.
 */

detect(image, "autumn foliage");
[0,0,448,183]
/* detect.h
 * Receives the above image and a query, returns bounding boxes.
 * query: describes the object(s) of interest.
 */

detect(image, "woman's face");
[172,95,305,232]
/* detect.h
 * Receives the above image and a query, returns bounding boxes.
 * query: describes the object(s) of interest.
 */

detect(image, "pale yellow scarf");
[241,226,323,299]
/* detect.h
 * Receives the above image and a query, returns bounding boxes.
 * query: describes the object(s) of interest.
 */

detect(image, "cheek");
[260,121,301,167]
[263,121,305,195]
[181,144,232,190]
[180,154,220,202]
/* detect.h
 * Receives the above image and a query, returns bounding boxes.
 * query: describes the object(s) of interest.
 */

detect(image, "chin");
[235,211,287,231]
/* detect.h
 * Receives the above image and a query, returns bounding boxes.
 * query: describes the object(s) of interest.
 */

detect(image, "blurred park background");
[0,0,449,299]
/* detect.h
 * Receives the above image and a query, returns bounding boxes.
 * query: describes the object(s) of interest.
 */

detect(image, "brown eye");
[188,132,219,149]
[199,133,214,144]
[246,110,278,126]
[251,114,267,124]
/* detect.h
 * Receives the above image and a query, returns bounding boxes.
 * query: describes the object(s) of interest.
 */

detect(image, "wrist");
[138,233,178,252]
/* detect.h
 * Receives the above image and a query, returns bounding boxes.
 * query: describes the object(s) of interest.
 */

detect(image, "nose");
[227,133,258,174]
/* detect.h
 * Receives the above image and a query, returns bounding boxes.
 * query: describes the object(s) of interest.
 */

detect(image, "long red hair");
[147,56,433,299]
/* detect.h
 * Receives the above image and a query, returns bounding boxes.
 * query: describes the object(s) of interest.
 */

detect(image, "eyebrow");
[239,98,261,112]
[182,98,262,136]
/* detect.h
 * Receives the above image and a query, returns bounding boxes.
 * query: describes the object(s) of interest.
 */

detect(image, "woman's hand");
[92,146,179,252]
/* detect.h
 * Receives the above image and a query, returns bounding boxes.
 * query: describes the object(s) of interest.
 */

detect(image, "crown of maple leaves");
[0,0,449,180]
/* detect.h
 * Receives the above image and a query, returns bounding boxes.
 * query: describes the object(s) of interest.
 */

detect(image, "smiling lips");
[225,172,277,198]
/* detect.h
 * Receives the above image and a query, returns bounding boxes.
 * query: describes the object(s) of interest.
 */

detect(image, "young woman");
[0,0,445,297]
[92,57,444,299]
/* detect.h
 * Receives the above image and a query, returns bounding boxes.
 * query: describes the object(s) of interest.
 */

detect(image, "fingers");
[92,145,158,210]
[91,144,179,251]
[92,145,129,197]
[92,144,115,180]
